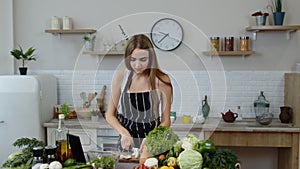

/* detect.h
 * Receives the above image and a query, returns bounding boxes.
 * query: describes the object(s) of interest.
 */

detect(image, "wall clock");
[150,18,183,51]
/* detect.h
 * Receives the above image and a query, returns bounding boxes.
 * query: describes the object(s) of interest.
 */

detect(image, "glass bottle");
[45,145,57,164]
[236,106,243,121]
[202,95,210,119]
[56,114,69,163]
[32,146,44,167]
[253,91,270,117]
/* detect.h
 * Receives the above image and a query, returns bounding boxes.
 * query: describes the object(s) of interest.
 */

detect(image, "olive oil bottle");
[56,114,69,163]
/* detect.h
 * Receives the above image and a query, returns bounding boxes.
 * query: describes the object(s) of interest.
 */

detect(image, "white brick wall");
[32,70,288,119]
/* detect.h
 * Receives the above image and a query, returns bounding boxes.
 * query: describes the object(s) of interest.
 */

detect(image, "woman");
[105,34,173,162]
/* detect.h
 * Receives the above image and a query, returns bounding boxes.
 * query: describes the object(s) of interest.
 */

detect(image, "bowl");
[87,148,120,167]
[256,113,273,125]
[75,108,92,119]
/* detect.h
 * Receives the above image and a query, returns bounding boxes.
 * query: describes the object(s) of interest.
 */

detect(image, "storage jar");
[239,36,249,51]
[63,16,72,30]
[51,16,61,30]
[210,37,220,51]
[224,37,234,51]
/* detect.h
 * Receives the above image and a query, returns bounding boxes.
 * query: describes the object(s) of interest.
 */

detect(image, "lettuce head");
[177,149,203,169]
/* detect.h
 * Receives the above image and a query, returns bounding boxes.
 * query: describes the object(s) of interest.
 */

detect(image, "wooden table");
[195,118,300,169]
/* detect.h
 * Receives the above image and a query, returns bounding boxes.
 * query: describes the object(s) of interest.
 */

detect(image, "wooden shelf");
[45,29,96,34]
[246,25,300,31]
[245,25,300,40]
[202,50,256,56]
[82,50,124,56]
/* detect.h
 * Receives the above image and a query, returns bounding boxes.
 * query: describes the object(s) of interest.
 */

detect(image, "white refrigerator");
[0,75,57,165]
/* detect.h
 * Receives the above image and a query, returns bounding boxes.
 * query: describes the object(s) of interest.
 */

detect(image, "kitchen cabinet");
[97,128,119,149]
[46,128,97,152]
[245,25,300,40]
[205,131,298,169]
[284,73,300,127]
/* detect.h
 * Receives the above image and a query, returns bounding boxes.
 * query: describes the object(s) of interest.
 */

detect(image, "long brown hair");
[124,34,172,89]
[124,34,172,126]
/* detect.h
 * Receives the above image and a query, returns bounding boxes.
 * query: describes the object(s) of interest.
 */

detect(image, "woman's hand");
[139,138,151,164]
[139,138,147,153]
[121,134,134,151]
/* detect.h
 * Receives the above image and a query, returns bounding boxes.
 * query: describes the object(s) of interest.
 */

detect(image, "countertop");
[43,116,300,133]
[43,117,113,129]
[43,117,300,169]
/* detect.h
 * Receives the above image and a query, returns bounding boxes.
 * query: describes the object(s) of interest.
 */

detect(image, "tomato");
[159,154,166,161]
[139,164,146,169]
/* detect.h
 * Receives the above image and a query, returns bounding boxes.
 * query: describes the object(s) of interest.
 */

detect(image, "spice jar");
[210,37,220,51]
[224,37,234,51]
[239,36,249,51]
[45,145,57,164]
[32,146,44,167]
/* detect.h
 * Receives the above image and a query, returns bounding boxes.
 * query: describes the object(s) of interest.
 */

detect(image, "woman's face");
[129,48,149,74]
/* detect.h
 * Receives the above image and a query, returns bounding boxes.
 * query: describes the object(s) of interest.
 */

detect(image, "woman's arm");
[139,76,172,162]
[105,71,132,147]
[158,74,172,127]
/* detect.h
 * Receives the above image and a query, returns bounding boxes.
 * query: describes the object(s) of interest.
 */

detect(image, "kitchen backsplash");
[32,70,287,119]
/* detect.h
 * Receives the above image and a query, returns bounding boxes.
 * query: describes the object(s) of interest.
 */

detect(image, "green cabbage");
[177,149,203,169]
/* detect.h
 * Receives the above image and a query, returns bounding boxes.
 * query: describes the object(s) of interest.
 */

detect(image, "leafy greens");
[146,126,179,156]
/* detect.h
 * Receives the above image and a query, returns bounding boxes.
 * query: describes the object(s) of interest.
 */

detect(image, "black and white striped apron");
[117,71,160,149]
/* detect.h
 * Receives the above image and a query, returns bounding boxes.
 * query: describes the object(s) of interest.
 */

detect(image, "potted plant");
[269,0,285,25]
[59,103,70,118]
[83,34,96,51]
[10,45,36,75]
[251,11,269,26]
[90,109,99,122]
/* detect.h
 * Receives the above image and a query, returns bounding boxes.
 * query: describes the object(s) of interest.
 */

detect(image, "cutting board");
[284,73,300,127]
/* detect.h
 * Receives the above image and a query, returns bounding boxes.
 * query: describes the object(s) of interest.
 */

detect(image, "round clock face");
[150,18,183,51]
